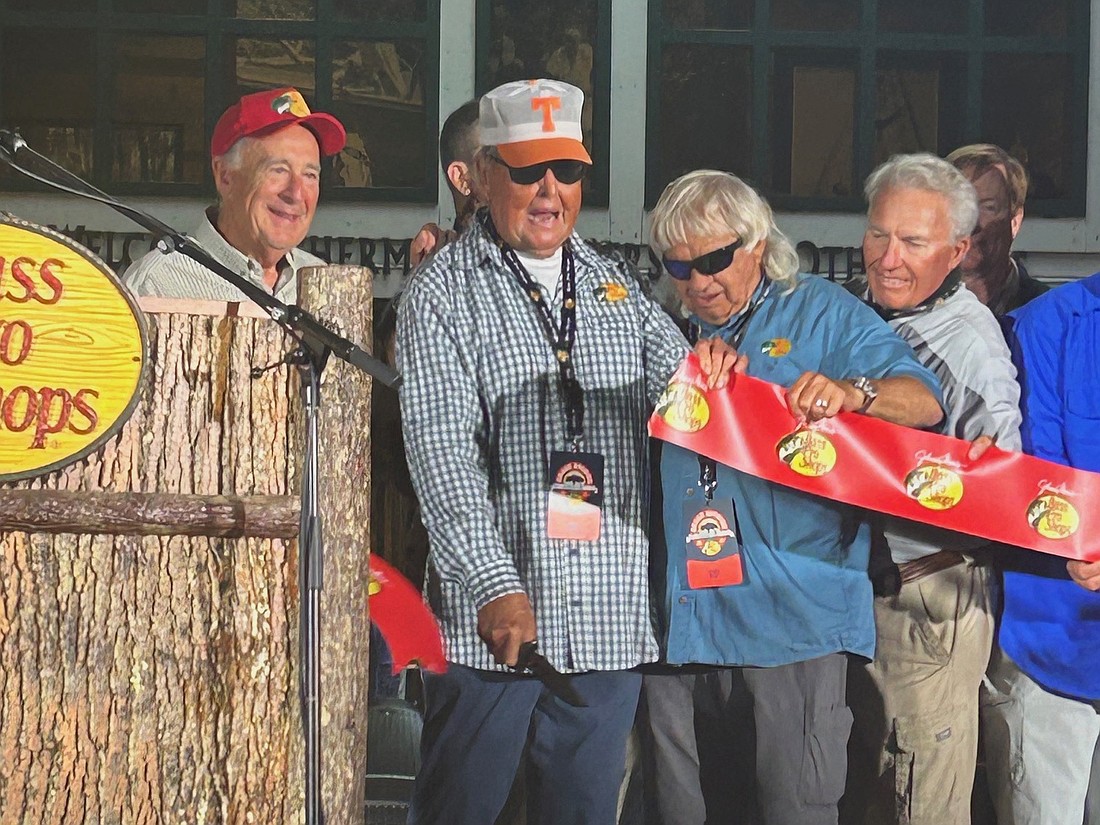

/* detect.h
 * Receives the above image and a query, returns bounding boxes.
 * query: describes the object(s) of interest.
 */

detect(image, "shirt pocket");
[1063,315,1100,464]
[573,297,644,389]
[1063,313,1097,414]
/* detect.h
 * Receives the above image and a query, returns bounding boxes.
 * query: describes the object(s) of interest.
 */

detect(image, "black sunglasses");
[490,153,588,186]
[662,238,745,281]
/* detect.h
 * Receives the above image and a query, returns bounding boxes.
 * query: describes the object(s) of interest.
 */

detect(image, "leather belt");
[896,550,967,587]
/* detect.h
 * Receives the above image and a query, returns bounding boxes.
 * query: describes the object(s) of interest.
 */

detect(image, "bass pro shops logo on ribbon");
[905,453,965,510]
[1027,482,1080,540]
[655,380,711,433]
[647,354,1100,563]
[777,428,837,477]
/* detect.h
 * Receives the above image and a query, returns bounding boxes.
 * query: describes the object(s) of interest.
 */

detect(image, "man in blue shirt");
[642,170,943,825]
[983,273,1100,825]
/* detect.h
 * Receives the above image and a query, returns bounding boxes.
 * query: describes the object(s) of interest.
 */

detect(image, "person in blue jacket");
[982,272,1100,825]
[641,170,944,825]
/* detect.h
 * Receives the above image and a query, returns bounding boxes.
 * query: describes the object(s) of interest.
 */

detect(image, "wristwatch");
[851,376,878,414]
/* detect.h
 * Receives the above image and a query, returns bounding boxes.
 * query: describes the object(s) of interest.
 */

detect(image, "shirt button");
[685,488,695,497]
[678,596,688,605]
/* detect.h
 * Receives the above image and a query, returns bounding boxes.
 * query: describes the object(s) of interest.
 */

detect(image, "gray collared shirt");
[396,222,688,673]
[122,207,324,303]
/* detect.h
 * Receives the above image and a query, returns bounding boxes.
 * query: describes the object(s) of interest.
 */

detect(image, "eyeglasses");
[662,239,744,281]
[489,153,588,186]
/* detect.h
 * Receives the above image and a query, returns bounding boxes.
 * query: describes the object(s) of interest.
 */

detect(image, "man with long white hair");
[643,169,942,825]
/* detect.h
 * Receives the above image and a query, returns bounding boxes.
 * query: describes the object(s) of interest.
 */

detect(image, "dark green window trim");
[474,0,612,208]
[0,0,440,203]
[646,0,1090,217]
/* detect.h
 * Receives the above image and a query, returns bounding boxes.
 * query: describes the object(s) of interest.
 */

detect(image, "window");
[0,0,439,201]
[476,0,612,206]
[646,0,1089,216]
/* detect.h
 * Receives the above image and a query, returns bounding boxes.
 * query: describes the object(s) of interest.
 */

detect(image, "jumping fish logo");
[271,89,311,118]
[760,338,791,357]
[656,382,710,433]
[1027,484,1080,540]
[595,282,628,303]
[905,463,964,510]
[776,429,837,477]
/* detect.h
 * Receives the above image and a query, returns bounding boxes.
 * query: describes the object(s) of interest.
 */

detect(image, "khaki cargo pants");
[846,560,995,825]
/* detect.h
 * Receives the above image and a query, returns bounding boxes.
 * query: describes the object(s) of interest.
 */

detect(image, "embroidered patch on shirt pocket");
[594,281,629,303]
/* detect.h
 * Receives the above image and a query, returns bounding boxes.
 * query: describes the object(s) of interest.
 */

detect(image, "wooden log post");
[291,265,373,825]
[0,266,375,825]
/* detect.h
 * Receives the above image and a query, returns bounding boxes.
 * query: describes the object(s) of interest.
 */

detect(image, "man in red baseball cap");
[124,87,347,303]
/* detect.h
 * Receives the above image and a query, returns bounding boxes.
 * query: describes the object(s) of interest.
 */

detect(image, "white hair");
[864,153,979,242]
[216,136,260,172]
[649,170,800,291]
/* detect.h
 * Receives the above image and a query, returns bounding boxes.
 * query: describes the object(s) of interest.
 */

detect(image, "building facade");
[1,0,1097,297]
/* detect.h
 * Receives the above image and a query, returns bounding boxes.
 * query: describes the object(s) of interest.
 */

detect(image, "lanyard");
[690,275,772,496]
[482,213,585,448]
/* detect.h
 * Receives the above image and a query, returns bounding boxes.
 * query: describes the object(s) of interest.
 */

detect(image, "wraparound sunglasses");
[662,238,744,281]
[490,154,588,186]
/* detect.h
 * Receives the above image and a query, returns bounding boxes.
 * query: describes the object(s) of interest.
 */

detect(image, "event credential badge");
[547,451,604,541]
[683,499,744,589]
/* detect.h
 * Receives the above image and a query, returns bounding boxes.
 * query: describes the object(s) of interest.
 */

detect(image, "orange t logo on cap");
[531,96,562,132]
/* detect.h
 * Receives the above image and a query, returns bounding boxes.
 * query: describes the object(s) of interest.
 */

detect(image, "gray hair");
[649,170,800,290]
[216,136,259,172]
[864,153,979,242]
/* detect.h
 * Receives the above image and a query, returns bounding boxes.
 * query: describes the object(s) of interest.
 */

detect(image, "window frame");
[474,0,613,208]
[645,0,1090,217]
[0,0,441,202]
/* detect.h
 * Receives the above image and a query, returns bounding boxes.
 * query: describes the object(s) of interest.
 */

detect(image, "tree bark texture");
[0,491,299,538]
[0,266,374,825]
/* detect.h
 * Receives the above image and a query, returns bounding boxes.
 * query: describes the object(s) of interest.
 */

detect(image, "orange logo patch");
[271,89,311,118]
[761,338,791,357]
[595,282,628,303]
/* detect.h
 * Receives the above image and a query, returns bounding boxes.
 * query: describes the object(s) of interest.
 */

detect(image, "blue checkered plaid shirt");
[396,222,688,673]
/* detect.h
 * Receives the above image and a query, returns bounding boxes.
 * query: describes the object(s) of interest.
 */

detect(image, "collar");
[474,207,595,275]
[864,269,962,322]
[690,274,771,341]
[197,207,299,294]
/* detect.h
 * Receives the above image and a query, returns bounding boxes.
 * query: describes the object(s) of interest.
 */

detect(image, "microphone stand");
[0,129,398,825]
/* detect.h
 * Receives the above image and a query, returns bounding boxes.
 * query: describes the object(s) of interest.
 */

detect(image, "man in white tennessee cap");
[396,78,736,823]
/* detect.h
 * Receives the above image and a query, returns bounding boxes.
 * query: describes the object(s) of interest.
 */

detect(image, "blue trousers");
[409,663,641,825]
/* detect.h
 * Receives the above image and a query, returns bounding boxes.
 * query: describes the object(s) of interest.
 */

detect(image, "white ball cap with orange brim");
[480,78,592,167]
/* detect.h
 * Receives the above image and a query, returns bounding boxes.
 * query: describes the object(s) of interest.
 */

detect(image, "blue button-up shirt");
[657,274,941,666]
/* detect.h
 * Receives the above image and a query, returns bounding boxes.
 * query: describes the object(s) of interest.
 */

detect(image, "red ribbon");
[369,556,447,674]
[648,357,1100,563]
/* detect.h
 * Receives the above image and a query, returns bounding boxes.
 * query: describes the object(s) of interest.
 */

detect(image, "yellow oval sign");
[0,215,147,481]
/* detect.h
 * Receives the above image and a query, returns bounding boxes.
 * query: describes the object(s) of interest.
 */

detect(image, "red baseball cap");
[211,87,347,158]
